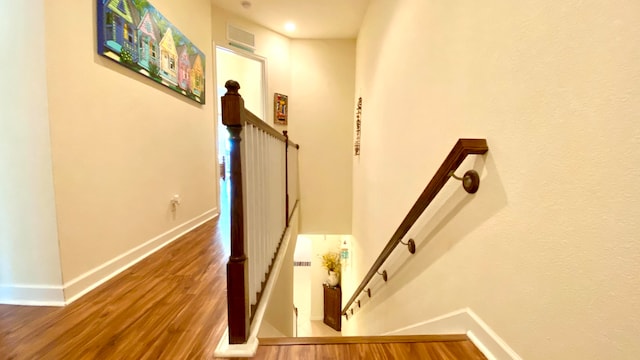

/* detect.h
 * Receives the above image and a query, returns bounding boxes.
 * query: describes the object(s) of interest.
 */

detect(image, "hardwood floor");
[216,335,487,360]
[248,341,487,360]
[0,217,229,360]
[0,214,488,359]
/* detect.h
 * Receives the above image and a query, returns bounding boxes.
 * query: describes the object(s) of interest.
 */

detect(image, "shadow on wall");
[411,154,507,271]
[354,152,508,312]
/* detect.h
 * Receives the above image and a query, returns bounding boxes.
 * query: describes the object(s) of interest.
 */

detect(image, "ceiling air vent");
[227,24,256,52]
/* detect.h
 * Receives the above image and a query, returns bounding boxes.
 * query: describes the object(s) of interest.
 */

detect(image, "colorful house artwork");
[137,10,161,72]
[159,27,178,86]
[189,54,204,98]
[177,45,191,91]
[102,0,140,63]
[97,0,206,104]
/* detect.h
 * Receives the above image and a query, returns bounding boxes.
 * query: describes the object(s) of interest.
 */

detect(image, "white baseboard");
[63,208,219,304]
[0,284,65,306]
[384,308,522,360]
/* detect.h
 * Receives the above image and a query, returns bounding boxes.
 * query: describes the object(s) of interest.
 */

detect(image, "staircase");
[0,214,489,359]
[245,335,487,359]
[217,82,493,358]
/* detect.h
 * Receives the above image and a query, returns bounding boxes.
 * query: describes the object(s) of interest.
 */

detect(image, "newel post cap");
[222,80,244,127]
[225,80,241,95]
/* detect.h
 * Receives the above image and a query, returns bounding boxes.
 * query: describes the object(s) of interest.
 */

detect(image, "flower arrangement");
[321,252,341,275]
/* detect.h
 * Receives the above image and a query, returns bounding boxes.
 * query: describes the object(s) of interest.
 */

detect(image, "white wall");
[44,0,217,298]
[210,11,355,234]
[211,6,291,131]
[289,40,355,234]
[0,0,64,304]
[215,47,265,119]
[343,0,640,359]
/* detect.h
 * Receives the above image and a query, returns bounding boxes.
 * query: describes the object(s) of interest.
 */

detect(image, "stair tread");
[259,334,469,345]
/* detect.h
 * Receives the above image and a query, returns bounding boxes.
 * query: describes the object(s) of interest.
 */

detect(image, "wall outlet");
[170,194,181,208]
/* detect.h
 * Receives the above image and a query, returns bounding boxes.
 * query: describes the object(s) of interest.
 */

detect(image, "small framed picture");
[274,93,288,125]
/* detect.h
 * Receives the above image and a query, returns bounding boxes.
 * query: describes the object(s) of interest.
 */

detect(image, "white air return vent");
[227,24,256,51]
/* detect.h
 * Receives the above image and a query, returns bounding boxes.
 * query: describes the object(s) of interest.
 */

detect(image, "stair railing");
[222,80,300,344]
[341,139,488,318]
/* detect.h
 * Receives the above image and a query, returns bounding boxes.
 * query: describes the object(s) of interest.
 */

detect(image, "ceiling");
[210,0,371,39]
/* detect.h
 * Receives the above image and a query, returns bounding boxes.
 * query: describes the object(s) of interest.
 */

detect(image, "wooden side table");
[323,284,341,331]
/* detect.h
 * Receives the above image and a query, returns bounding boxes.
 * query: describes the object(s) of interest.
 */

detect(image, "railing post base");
[227,260,250,344]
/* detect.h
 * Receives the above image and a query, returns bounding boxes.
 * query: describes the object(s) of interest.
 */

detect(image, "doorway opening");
[215,45,267,221]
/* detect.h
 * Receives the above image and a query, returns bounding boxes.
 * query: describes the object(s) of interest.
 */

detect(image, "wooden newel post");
[222,80,250,344]
[283,130,290,227]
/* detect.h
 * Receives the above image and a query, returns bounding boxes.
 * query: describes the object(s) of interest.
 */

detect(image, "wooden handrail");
[284,131,291,227]
[341,139,489,316]
[244,108,286,141]
[223,80,299,147]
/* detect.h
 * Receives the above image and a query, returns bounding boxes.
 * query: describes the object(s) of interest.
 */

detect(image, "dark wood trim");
[284,130,290,227]
[288,200,299,224]
[259,334,470,346]
[323,285,342,331]
[222,80,293,145]
[244,110,299,148]
[221,80,243,128]
[341,139,488,316]
[244,109,287,142]
[222,80,250,344]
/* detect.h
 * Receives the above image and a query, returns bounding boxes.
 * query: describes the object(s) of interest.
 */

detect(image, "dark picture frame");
[274,93,288,125]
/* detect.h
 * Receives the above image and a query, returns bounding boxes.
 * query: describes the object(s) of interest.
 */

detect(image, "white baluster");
[258,129,264,296]
[243,124,254,306]
[252,125,260,305]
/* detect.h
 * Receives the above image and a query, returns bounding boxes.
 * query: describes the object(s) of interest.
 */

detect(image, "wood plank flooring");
[0,217,229,360]
[247,341,487,360]
[248,335,488,360]
[1,214,488,359]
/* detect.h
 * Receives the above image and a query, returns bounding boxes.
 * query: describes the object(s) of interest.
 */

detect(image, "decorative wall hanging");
[354,97,363,156]
[97,0,206,104]
[274,93,288,125]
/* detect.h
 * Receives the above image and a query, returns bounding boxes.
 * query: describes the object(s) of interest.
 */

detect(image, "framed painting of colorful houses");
[97,0,206,104]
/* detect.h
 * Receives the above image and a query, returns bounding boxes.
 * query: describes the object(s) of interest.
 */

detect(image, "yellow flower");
[321,252,341,274]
